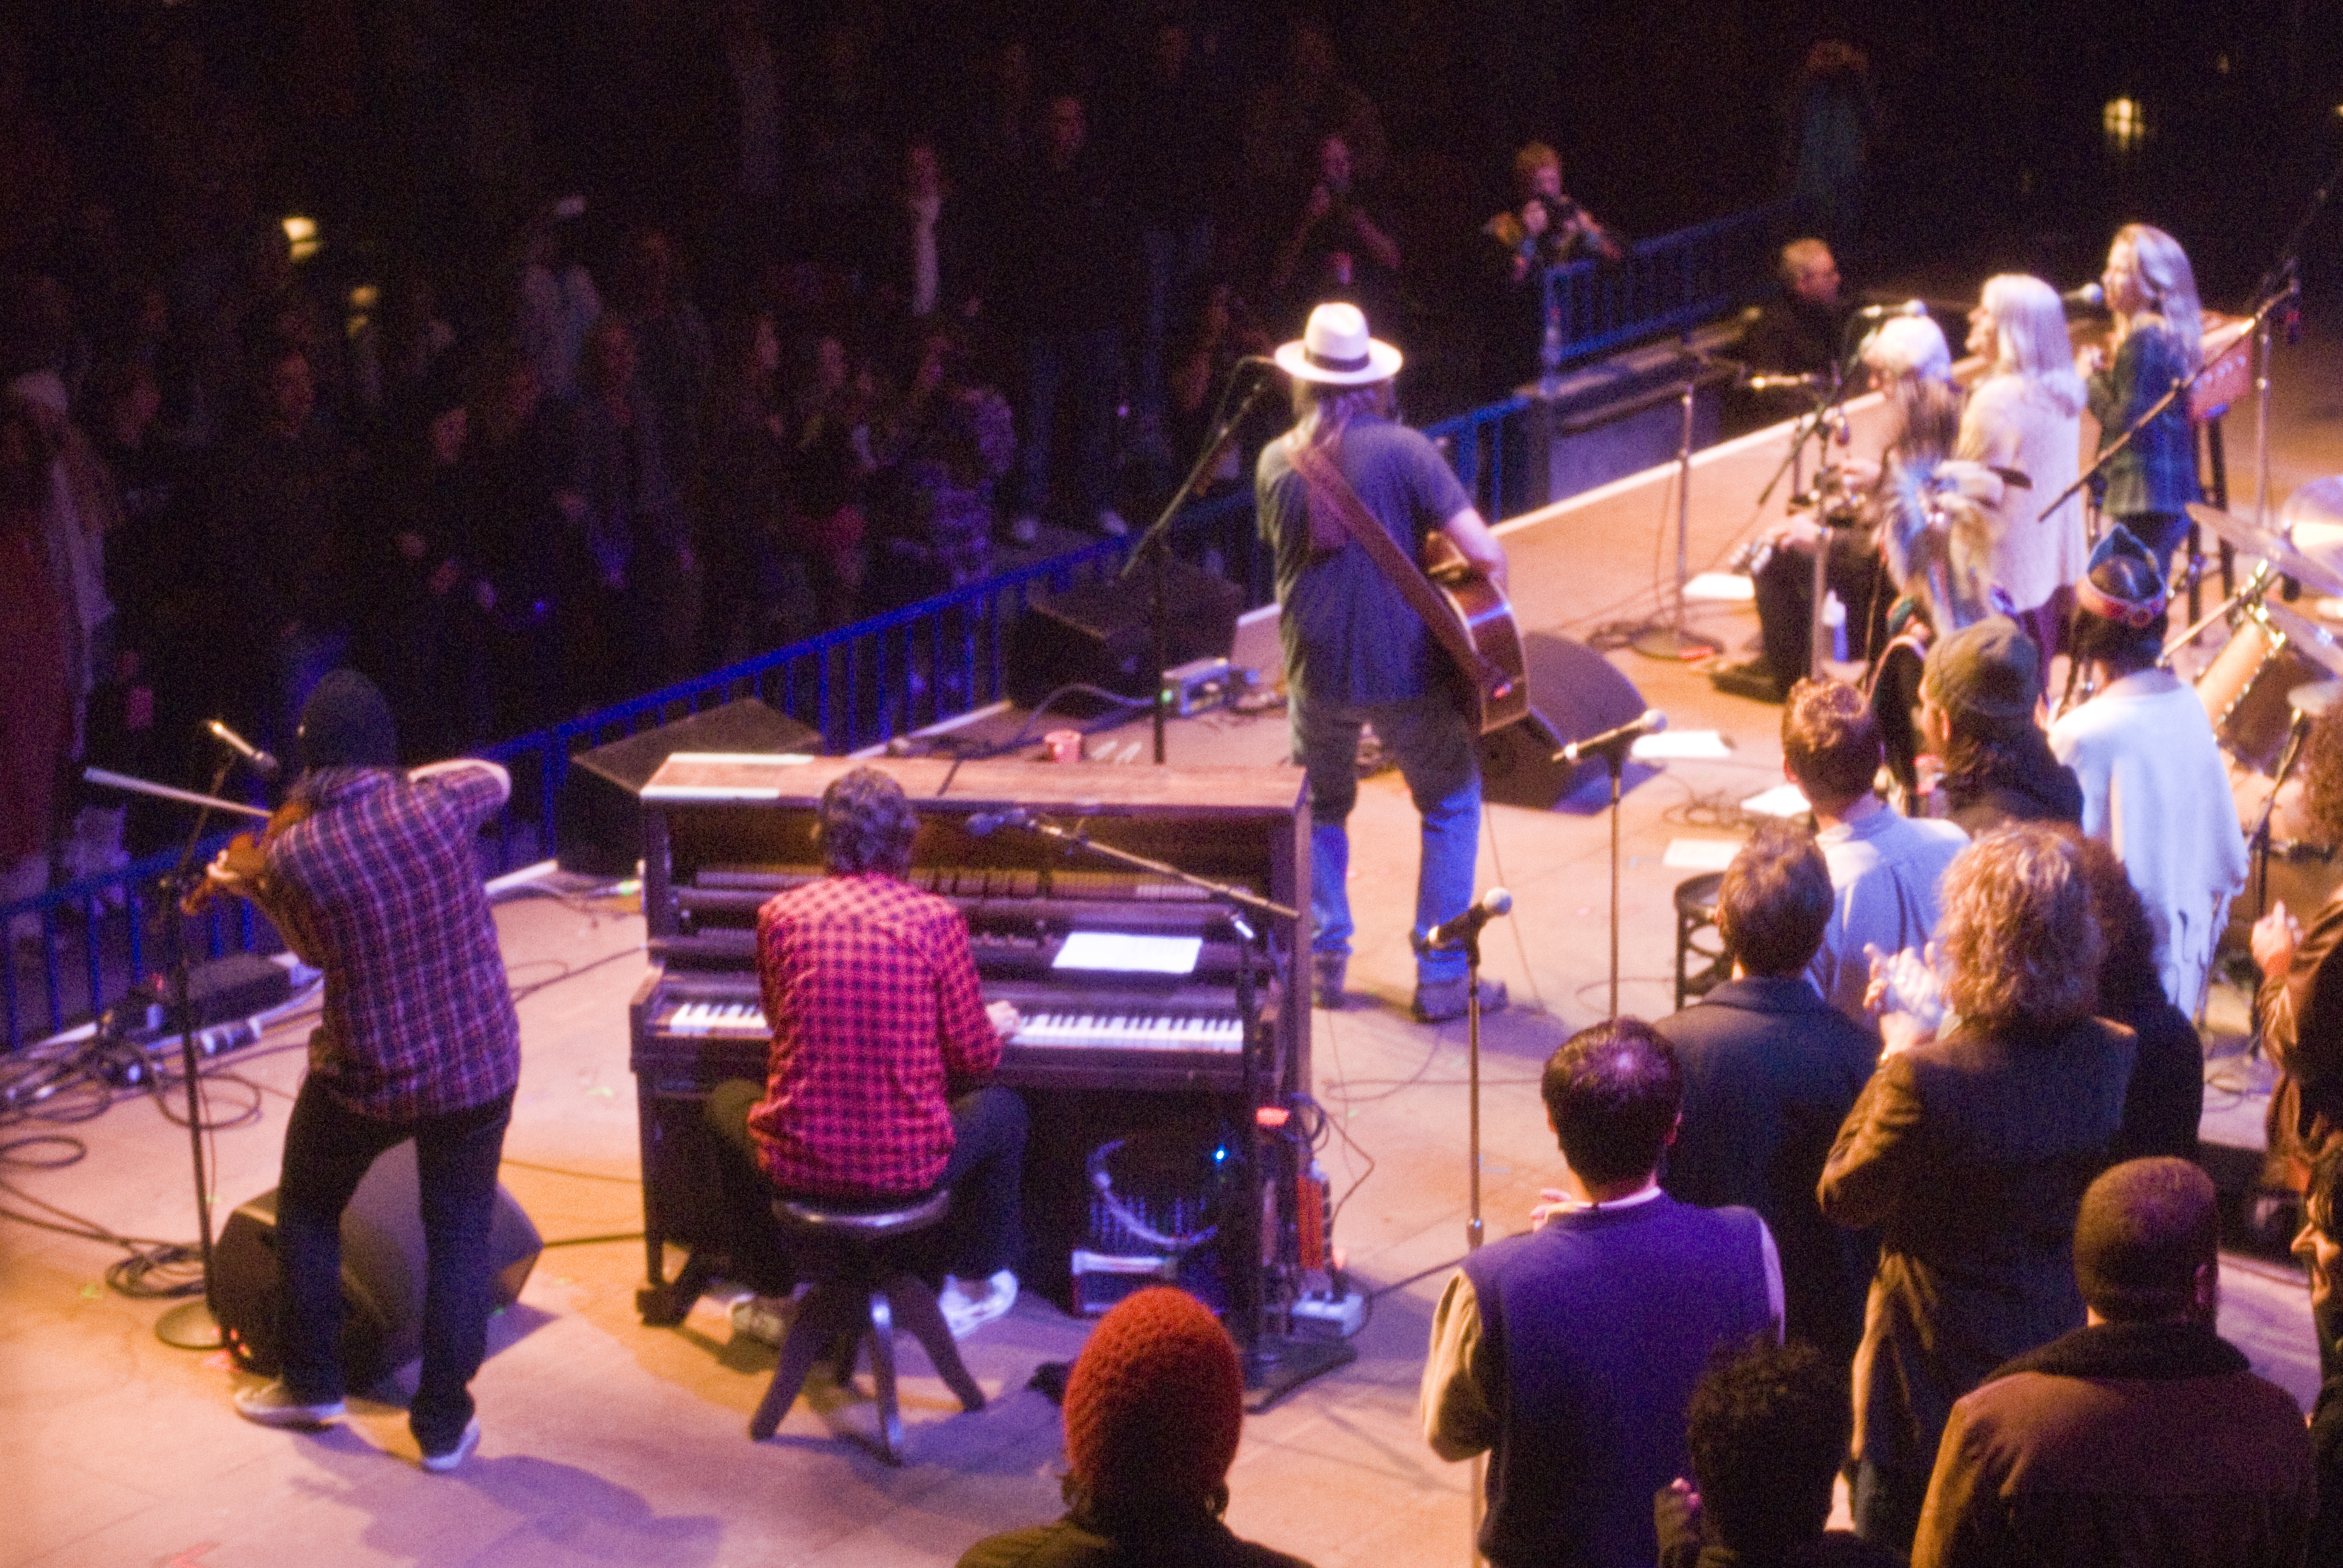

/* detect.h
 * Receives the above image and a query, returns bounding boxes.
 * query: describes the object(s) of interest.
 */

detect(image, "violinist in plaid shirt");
[223,670,517,1474]
[710,766,1029,1339]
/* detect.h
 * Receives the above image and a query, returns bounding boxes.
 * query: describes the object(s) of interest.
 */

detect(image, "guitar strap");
[1284,437,1499,690]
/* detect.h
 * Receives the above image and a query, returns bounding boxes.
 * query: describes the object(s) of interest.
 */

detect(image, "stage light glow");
[2102,97,2146,154]
[281,214,320,262]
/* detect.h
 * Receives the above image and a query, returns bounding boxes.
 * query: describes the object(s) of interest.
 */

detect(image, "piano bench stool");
[747,1189,986,1461]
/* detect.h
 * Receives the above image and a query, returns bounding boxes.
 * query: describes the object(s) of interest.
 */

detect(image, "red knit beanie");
[1061,1287,1244,1507]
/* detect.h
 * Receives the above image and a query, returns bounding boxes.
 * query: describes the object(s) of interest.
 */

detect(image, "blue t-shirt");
[1255,416,1475,706]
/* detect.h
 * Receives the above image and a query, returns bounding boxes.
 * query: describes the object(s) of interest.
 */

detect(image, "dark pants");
[707,1080,1028,1282]
[273,1075,514,1452]
[1753,533,1889,693]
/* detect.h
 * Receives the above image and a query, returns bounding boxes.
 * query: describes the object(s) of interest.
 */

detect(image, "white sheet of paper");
[1685,572,1757,603]
[1662,838,1743,872]
[1631,730,1731,760]
[1740,782,1812,818]
[1052,931,1204,976]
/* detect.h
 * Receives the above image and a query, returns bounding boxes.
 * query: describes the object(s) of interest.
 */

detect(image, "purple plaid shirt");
[263,764,520,1120]
[746,872,1001,1197]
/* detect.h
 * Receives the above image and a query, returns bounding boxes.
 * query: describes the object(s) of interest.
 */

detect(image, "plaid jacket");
[264,764,520,1120]
[746,872,1001,1197]
[2086,319,2200,520]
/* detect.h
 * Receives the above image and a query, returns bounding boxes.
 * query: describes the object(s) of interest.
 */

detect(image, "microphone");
[1556,710,1668,765]
[1421,887,1512,952]
[1744,372,1823,391]
[963,808,1032,837]
[1854,299,1928,319]
[2060,282,2106,311]
[206,720,281,782]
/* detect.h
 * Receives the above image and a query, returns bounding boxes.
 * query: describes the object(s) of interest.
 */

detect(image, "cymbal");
[2187,502,2343,601]
[2263,598,2343,681]
[2281,476,2343,535]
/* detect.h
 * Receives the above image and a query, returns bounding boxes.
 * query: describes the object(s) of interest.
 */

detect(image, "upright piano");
[625,753,1310,1321]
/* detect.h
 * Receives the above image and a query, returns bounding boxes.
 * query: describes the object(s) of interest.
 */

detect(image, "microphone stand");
[1628,353,1735,661]
[980,814,1353,1408]
[1121,365,1278,765]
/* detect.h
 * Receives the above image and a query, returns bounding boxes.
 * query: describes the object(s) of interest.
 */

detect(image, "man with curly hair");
[1819,825,2136,1555]
[709,766,1028,1337]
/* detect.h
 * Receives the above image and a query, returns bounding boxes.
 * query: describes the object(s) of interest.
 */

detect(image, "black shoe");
[1708,658,1784,704]
[1312,951,1348,1010]
[1412,976,1509,1024]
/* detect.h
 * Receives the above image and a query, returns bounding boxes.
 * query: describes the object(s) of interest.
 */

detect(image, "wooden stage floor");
[10,316,2343,1567]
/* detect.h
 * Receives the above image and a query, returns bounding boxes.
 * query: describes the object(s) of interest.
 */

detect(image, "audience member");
[1911,1158,2312,1567]
[0,394,73,933]
[464,344,574,733]
[1779,678,1966,1025]
[1819,824,2135,1555]
[2071,835,2203,1163]
[1659,823,1878,1364]
[956,1287,1315,1568]
[508,200,602,404]
[615,227,715,503]
[1656,1339,1902,1568]
[1240,21,1388,203]
[1423,1018,1781,1568]
[1915,616,2080,835]
[870,322,1015,605]
[1119,18,1230,468]
[2253,706,2343,1198]
[870,139,978,325]
[1001,93,1130,544]
[2051,522,2249,1013]
[695,310,801,667]
[569,316,695,704]
[1267,132,1401,338]
[1479,142,1623,387]
[369,370,491,759]
[780,327,876,623]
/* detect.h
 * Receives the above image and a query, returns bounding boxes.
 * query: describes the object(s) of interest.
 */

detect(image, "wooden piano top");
[642,754,1305,818]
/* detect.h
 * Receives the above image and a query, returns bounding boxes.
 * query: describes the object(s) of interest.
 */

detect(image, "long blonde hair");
[2115,223,2203,374]
[1980,273,2085,417]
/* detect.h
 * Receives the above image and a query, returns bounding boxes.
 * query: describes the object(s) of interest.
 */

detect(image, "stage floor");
[11,310,2343,1568]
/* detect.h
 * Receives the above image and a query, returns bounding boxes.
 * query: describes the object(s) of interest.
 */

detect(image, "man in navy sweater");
[1421,1019,1783,1568]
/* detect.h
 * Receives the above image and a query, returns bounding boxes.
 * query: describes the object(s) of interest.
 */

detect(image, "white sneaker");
[1095,509,1129,538]
[419,1416,481,1473]
[729,1293,795,1347]
[1009,514,1041,545]
[234,1379,346,1428]
[939,1270,1018,1339]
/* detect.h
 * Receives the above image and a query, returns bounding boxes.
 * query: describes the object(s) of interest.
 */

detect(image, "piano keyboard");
[652,997,1244,1053]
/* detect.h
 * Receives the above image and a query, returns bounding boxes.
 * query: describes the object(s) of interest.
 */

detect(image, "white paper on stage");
[1662,838,1743,871]
[1740,782,1812,818]
[1052,931,1203,975]
[1685,572,1756,603]
[1632,730,1731,760]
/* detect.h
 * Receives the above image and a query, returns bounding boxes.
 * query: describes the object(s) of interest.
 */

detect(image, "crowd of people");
[0,4,1719,926]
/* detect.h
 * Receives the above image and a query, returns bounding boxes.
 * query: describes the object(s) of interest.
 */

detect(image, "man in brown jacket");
[1910,1158,2313,1567]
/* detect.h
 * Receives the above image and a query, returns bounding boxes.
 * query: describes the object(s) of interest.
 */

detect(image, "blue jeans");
[1017,327,1121,523]
[274,1075,513,1452]
[1292,688,1483,985]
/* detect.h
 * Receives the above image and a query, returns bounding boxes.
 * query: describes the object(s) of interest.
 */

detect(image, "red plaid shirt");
[263,764,520,1120]
[746,872,1001,1197]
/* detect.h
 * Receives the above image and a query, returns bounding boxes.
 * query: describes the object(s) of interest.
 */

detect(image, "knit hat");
[1062,1287,1244,1508]
[298,669,399,771]
[1921,615,2041,725]
[2074,523,2167,628]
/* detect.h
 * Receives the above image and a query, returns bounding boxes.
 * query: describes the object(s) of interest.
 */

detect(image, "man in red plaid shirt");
[221,670,517,1474]
[710,766,1029,1339]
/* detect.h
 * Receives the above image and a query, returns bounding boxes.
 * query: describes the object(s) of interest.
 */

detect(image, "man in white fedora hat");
[1259,301,1511,1023]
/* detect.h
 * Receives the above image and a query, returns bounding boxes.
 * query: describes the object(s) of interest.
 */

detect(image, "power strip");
[1290,1290,1365,1339]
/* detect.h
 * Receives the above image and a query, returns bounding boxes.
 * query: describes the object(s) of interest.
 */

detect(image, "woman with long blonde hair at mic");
[2078,224,2203,581]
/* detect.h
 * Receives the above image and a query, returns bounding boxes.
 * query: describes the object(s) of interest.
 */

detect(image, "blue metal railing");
[1541,202,1790,371]
[5,201,1788,1054]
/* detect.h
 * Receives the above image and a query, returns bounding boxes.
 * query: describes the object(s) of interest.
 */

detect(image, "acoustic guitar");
[1420,532,1530,735]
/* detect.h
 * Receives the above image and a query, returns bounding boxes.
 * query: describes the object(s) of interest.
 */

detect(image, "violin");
[180,796,314,916]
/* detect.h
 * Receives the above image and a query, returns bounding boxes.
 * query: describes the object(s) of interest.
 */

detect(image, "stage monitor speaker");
[1476,633,1651,809]
[212,1138,541,1388]
[1008,561,1245,709]
[556,697,822,876]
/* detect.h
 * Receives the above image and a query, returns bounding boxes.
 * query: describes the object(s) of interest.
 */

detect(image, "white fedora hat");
[1274,301,1403,386]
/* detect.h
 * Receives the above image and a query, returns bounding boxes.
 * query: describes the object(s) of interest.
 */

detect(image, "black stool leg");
[865,1293,904,1464]
[751,1282,860,1441]
[882,1273,986,1413]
